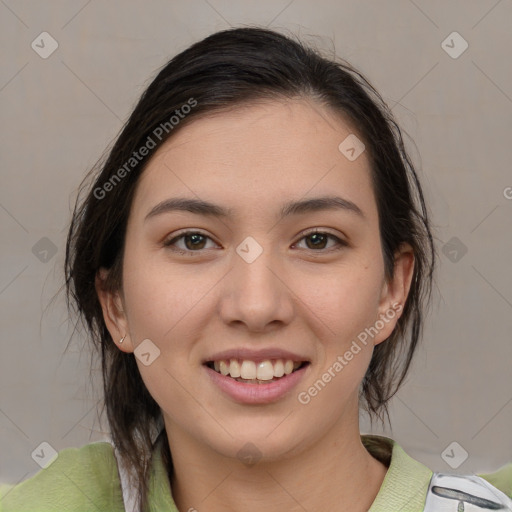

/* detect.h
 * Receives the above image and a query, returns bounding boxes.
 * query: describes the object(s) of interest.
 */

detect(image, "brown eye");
[294,230,347,252]
[304,232,329,250]
[163,231,216,254]
[182,233,207,250]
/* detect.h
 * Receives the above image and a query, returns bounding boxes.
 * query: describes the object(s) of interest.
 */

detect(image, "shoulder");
[363,435,512,512]
[363,434,434,511]
[0,442,125,512]
[424,467,512,511]
[478,462,512,499]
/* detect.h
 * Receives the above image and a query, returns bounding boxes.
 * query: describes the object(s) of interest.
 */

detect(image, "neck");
[165,415,388,512]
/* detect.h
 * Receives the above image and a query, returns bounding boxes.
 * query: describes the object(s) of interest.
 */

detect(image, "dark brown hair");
[65,26,435,511]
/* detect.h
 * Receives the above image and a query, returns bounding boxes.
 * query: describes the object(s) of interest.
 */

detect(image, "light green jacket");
[1,435,510,511]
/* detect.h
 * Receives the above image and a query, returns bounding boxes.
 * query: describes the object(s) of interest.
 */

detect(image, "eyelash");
[162,229,347,256]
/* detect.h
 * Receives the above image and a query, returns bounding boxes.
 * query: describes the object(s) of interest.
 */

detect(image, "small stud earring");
[119,335,126,344]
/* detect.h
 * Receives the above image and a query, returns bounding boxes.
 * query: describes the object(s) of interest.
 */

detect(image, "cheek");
[120,251,207,420]
[121,247,206,342]
[120,245,215,386]
[296,263,384,342]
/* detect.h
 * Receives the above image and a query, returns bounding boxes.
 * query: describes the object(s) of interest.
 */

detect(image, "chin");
[204,424,306,464]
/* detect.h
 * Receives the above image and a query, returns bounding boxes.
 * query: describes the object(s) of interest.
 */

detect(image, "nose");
[217,244,294,333]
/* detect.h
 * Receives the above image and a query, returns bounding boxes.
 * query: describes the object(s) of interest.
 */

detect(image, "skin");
[96,98,414,512]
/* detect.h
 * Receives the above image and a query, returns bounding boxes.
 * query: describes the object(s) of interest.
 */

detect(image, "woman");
[1,27,510,512]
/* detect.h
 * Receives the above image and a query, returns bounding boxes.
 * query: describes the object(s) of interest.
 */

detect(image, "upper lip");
[203,348,311,363]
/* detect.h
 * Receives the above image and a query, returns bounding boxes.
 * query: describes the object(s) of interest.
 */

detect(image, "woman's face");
[98,98,412,462]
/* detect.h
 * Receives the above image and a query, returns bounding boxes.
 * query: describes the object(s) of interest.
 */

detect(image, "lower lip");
[204,364,309,404]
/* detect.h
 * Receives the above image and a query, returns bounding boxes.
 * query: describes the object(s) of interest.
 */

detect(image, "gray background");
[1,0,511,484]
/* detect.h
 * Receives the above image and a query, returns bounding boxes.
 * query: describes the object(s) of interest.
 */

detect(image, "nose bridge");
[219,235,293,330]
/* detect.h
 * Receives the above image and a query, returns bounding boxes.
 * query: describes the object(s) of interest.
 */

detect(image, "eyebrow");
[144,195,365,222]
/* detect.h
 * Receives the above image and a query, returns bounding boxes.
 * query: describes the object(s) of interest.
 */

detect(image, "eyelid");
[292,228,348,250]
[162,228,348,254]
[162,229,218,248]
[295,227,346,242]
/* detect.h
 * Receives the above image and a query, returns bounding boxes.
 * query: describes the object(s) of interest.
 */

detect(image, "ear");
[373,243,415,345]
[95,268,134,353]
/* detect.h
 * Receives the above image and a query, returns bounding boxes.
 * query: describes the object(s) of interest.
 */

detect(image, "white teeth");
[210,358,305,380]
[219,360,229,376]
[256,360,274,380]
[229,358,241,378]
[273,360,285,377]
[284,360,294,375]
[240,360,257,379]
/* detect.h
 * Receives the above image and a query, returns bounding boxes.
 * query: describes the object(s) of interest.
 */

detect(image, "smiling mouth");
[205,359,309,384]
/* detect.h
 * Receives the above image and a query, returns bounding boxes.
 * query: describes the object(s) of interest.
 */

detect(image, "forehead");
[131,98,377,223]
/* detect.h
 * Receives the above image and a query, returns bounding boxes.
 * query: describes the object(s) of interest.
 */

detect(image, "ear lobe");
[95,268,133,353]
